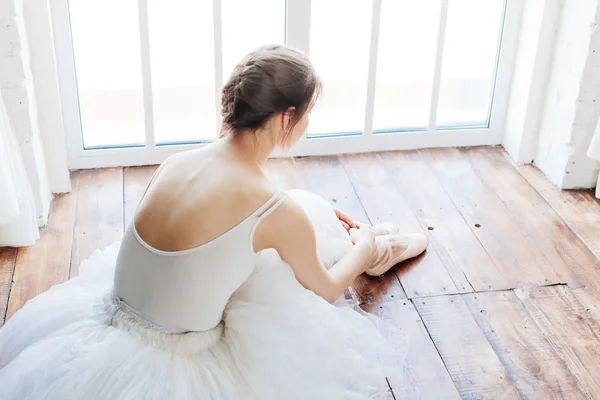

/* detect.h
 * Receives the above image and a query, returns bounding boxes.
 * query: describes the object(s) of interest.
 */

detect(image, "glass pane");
[308,0,372,136]
[221,0,286,82]
[69,0,145,149]
[437,0,505,128]
[148,0,216,144]
[373,1,440,132]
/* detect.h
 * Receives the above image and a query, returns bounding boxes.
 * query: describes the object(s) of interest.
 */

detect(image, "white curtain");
[0,89,39,247]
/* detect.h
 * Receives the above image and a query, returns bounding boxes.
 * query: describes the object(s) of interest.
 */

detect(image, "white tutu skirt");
[0,191,407,400]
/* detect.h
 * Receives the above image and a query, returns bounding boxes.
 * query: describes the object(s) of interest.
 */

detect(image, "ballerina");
[0,44,428,400]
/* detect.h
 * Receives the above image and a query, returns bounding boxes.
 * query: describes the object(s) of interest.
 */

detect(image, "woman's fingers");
[349,226,375,245]
[349,228,361,244]
[334,208,357,229]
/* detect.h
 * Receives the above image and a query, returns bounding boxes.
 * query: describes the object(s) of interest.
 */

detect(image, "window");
[66,0,284,154]
[68,0,145,149]
[436,0,506,128]
[148,0,216,144]
[55,0,518,168]
[372,0,440,132]
[307,0,372,136]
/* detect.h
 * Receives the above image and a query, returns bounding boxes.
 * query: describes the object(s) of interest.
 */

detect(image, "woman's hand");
[334,208,358,232]
[348,226,377,266]
[348,225,375,245]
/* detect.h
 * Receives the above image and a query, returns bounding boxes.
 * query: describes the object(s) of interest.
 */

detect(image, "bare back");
[134,143,278,253]
[131,141,370,308]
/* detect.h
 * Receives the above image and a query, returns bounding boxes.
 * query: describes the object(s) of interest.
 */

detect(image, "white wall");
[561,4,600,189]
[536,0,600,188]
[503,0,561,164]
[505,0,600,189]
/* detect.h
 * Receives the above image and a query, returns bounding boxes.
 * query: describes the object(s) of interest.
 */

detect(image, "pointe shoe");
[366,233,429,276]
[370,222,400,236]
[350,222,399,243]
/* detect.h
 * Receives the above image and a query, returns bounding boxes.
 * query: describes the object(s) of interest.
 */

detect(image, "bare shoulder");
[135,149,280,252]
[253,195,316,252]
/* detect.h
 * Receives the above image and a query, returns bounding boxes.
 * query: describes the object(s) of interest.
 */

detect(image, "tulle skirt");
[0,190,407,400]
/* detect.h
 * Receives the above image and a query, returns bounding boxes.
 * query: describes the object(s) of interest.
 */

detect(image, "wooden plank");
[341,153,464,298]
[70,168,124,277]
[0,248,16,327]
[425,148,560,288]
[123,165,158,229]
[5,191,78,321]
[515,286,600,397]
[294,156,370,221]
[363,301,461,399]
[350,273,407,304]
[550,190,600,258]
[518,162,600,259]
[464,291,587,399]
[290,156,407,303]
[414,295,521,399]
[465,147,600,290]
[572,286,600,326]
[380,150,510,292]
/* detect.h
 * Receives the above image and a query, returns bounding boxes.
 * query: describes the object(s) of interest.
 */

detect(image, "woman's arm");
[254,199,376,303]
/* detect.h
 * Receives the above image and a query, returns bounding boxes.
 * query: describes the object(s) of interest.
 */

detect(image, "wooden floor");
[2,146,600,399]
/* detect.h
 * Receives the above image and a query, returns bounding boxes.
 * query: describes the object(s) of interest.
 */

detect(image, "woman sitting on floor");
[0,44,428,400]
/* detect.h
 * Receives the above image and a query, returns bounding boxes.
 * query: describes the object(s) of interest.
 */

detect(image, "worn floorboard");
[2,148,600,398]
[518,161,600,260]
[0,248,16,327]
[515,286,600,398]
[5,191,77,322]
[363,300,461,399]
[69,168,124,277]
[572,286,600,326]
[380,150,508,293]
[464,290,587,399]
[465,147,600,291]
[425,148,561,288]
[414,294,521,399]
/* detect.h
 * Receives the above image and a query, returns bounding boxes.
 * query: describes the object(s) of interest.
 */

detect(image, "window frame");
[52,0,522,169]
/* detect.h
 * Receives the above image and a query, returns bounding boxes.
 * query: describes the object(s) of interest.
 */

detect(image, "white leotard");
[113,191,286,332]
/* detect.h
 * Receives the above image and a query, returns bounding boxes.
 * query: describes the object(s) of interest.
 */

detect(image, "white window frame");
[52,0,522,169]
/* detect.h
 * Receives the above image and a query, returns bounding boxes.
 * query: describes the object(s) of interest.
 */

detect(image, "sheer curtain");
[588,116,600,199]
[0,89,39,247]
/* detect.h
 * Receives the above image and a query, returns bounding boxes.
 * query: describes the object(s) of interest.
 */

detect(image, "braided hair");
[220,45,321,140]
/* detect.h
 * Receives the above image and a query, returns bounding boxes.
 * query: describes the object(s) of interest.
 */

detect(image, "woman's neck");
[220,129,275,168]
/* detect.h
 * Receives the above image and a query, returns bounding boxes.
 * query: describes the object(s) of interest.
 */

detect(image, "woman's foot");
[365,233,429,276]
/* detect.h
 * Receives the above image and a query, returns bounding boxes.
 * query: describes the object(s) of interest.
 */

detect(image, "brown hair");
[220,45,321,139]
